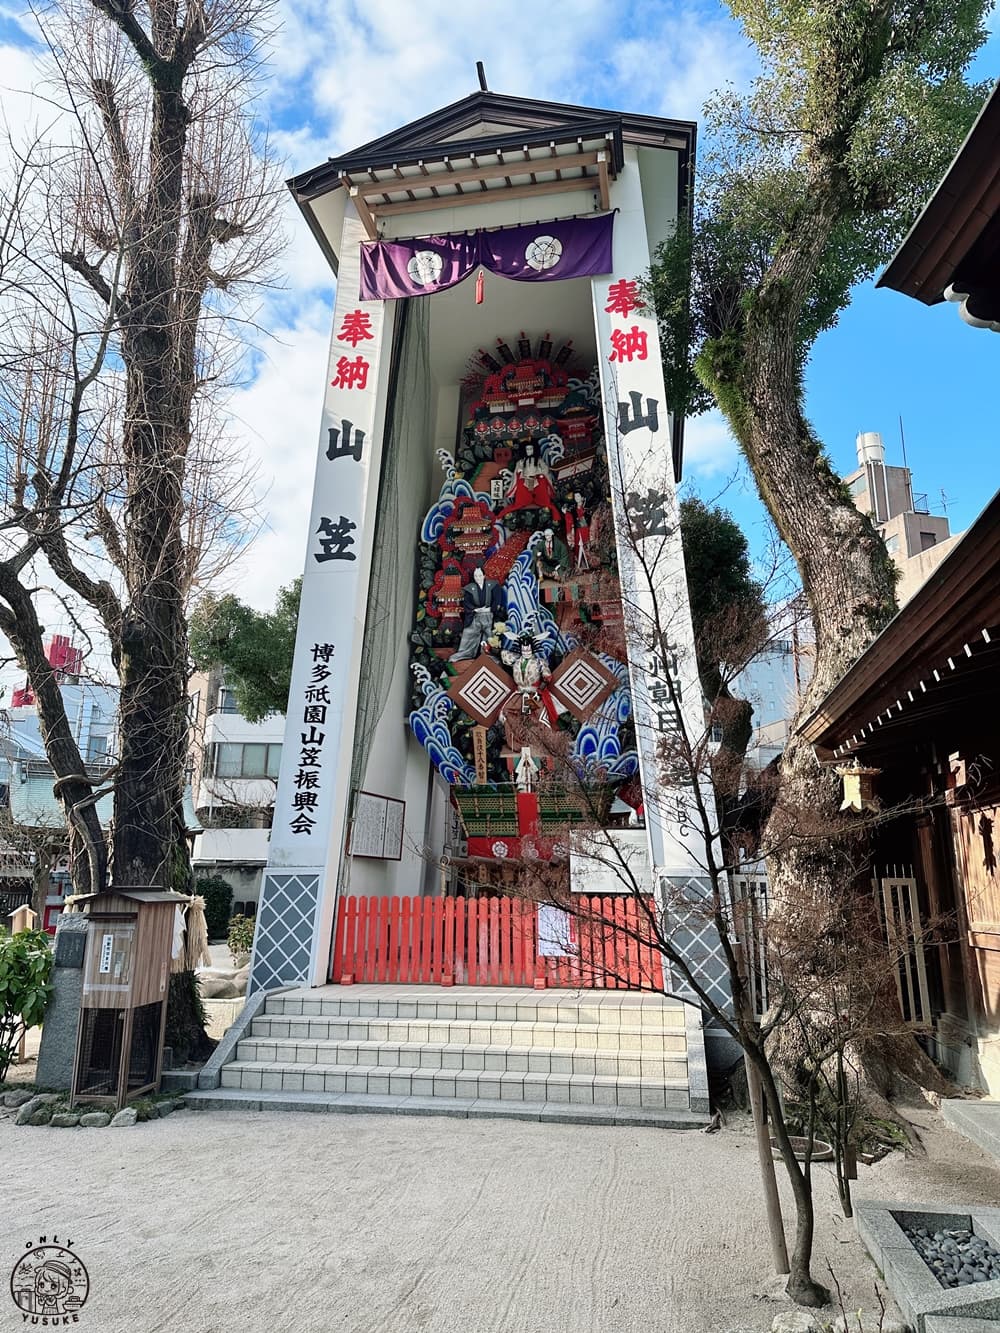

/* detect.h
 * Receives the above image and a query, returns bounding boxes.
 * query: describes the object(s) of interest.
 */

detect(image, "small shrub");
[195,874,234,941]
[227,914,255,964]
[0,927,54,1081]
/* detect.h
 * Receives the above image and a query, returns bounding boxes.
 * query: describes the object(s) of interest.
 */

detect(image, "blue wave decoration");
[503,545,567,655]
[408,665,476,786]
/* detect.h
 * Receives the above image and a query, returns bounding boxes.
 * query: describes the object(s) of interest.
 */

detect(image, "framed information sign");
[350,791,405,861]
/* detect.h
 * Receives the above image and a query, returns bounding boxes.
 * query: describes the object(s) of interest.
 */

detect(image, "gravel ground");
[5,1098,1000,1333]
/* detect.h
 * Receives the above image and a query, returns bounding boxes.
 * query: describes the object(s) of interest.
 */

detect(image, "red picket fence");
[330,894,665,990]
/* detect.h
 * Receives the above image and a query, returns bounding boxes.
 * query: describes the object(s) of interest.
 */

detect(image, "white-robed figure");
[450,565,505,661]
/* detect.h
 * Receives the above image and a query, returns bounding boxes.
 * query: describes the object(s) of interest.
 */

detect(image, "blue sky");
[1,0,998,614]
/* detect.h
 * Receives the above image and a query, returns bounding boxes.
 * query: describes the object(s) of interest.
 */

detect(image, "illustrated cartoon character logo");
[10,1239,89,1321]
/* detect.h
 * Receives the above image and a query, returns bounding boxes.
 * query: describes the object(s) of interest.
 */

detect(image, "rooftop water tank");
[856,431,885,467]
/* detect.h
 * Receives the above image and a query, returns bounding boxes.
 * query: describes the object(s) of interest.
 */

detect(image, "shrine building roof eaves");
[799,488,1000,761]
[288,90,695,203]
[877,80,1000,329]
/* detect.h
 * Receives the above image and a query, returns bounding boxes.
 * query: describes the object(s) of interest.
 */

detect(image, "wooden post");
[746,1054,790,1276]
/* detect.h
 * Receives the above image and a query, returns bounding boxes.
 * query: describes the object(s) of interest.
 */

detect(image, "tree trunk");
[751,1045,830,1307]
[0,571,108,895]
[702,196,897,907]
[700,190,947,1115]
[109,62,194,888]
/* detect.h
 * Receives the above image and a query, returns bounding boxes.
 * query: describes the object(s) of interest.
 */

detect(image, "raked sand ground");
[4,1099,1000,1333]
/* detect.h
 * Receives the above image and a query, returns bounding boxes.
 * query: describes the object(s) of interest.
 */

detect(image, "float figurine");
[534,527,569,583]
[564,491,591,570]
[497,440,561,523]
[503,634,565,723]
[450,565,505,661]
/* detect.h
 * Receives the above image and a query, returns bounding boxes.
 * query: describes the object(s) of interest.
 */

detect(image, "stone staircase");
[185,985,711,1128]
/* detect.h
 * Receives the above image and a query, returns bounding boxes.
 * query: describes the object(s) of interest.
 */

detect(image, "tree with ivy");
[648,1,991,1305]
[190,579,301,723]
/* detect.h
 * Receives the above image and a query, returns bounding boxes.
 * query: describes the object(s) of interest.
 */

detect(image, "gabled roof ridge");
[345,89,643,160]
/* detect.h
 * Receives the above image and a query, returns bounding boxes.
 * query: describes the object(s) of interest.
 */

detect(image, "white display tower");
[248,90,728,1007]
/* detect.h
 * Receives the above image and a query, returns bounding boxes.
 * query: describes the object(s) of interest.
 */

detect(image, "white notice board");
[350,791,405,861]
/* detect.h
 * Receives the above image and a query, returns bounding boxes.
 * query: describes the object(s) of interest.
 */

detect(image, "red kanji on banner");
[604,279,644,318]
[330,355,370,390]
[609,325,649,362]
[337,309,374,347]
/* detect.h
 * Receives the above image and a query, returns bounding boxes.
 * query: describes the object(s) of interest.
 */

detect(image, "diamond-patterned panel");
[660,874,732,1012]
[550,648,618,722]
[447,655,513,726]
[248,871,321,994]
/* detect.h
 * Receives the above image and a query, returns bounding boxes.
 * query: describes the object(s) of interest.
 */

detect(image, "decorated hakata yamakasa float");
[245,89,729,1095]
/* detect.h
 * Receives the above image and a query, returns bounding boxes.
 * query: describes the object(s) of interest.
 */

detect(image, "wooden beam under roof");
[368,172,602,219]
[355,151,602,195]
[596,151,610,212]
[349,187,379,239]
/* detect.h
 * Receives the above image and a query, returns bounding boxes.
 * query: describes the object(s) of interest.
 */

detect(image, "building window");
[848,476,867,498]
[87,735,109,764]
[920,531,937,551]
[204,742,282,779]
[217,688,240,714]
[884,534,899,554]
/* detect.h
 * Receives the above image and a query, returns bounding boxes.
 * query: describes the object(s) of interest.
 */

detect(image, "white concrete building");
[188,668,284,915]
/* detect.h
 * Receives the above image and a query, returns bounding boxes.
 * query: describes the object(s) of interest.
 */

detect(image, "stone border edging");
[682,1000,710,1113]
[855,1198,1000,1330]
[197,986,292,1090]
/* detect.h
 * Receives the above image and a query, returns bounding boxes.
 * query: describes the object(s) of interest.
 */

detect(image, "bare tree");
[460,420,954,1307]
[0,0,281,897]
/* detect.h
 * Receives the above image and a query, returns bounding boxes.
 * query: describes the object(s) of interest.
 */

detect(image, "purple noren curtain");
[359,213,614,301]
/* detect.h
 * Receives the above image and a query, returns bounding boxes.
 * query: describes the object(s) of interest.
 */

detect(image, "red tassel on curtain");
[475,269,484,304]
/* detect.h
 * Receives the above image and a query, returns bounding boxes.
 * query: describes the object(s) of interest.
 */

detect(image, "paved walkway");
[6,1101,1000,1332]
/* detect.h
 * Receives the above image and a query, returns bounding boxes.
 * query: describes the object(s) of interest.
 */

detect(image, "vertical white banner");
[252,207,395,988]
[591,169,718,881]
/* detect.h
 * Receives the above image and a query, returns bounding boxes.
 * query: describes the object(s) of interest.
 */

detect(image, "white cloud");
[606,8,757,121]
[221,307,332,611]
[682,409,740,478]
[265,0,620,155]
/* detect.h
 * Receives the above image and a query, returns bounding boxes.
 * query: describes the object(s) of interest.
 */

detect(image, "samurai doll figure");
[563,492,591,570]
[450,565,506,662]
[533,527,569,583]
[502,634,566,723]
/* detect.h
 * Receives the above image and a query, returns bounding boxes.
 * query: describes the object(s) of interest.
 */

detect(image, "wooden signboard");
[350,791,405,861]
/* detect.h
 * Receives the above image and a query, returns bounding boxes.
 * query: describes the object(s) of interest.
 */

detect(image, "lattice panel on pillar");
[660,874,732,1012]
[248,872,321,993]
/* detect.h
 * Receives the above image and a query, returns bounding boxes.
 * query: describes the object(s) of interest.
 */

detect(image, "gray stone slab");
[35,957,83,1090]
[613,1107,707,1129]
[683,1000,711,1111]
[467,1100,544,1122]
[539,1105,616,1126]
[53,913,88,968]
[161,1070,199,1092]
[942,1098,1000,1165]
[396,1096,476,1118]
[924,1317,1000,1332]
[185,1092,264,1112]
